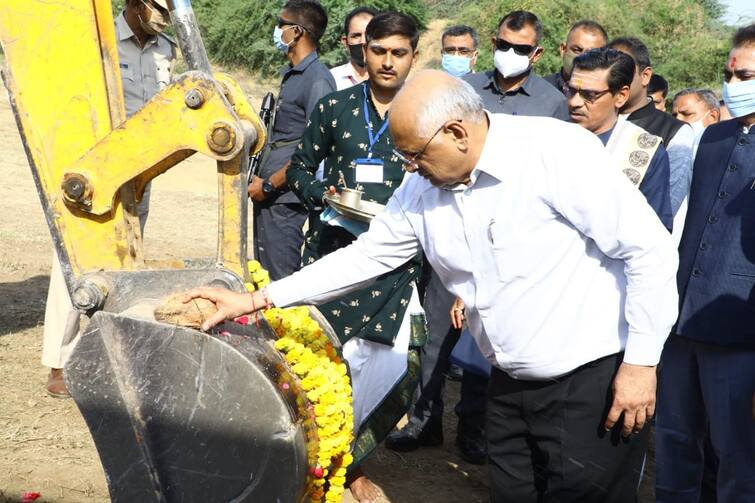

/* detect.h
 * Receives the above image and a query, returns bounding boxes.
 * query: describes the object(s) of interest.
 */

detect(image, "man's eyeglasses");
[441,46,476,57]
[392,120,460,171]
[495,38,536,56]
[565,85,612,104]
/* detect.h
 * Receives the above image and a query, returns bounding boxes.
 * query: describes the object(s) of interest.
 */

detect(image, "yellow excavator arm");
[0,2,332,502]
[0,0,265,297]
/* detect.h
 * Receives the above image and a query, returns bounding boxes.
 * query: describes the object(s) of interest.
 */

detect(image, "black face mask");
[348,43,365,67]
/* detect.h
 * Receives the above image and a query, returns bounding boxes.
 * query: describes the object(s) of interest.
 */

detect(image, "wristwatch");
[262,179,277,195]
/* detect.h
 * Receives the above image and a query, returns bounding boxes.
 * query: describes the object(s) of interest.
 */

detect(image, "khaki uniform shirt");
[115,12,176,117]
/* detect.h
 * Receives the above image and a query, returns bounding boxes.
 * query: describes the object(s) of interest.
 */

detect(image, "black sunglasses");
[277,17,300,29]
[565,85,612,104]
[495,38,536,56]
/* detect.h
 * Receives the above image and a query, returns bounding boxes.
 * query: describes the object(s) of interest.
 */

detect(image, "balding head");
[390,70,488,187]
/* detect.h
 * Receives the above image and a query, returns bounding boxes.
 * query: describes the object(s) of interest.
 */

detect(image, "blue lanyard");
[362,82,389,157]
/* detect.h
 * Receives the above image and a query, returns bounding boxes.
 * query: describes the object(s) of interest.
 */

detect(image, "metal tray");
[324,193,386,223]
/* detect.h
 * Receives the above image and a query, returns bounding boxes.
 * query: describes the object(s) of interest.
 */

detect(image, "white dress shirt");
[269,113,679,380]
[330,62,363,91]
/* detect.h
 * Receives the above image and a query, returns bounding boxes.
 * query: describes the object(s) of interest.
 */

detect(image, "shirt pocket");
[120,65,135,84]
[488,219,538,282]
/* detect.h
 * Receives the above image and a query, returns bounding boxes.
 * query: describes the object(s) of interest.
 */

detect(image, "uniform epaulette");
[159,32,176,46]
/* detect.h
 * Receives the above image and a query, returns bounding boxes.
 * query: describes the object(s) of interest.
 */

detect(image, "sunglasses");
[277,17,303,30]
[565,85,612,104]
[393,120,461,171]
[495,38,536,56]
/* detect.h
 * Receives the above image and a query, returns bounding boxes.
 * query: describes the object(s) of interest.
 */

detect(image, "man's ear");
[446,120,469,150]
[341,35,348,50]
[710,108,721,123]
[615,85,631,109]
[640,66,653,88]
[531,46,544,65]
[411,49,419,68]
[559,42,566,58]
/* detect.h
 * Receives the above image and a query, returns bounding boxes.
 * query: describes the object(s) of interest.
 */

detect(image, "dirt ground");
[0,20,655,503]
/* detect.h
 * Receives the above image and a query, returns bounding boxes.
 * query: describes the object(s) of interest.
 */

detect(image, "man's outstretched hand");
[182,287,257,331]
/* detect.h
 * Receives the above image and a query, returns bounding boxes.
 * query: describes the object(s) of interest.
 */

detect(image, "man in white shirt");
[185,70,679,502]
[330,7,376,91]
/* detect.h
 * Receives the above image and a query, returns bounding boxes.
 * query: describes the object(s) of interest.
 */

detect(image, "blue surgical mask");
[723,79,755,118]
[441,53,472,77]
[273,25,293,54]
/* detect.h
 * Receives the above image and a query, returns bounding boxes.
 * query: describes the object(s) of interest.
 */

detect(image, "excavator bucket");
[65,310,311,502]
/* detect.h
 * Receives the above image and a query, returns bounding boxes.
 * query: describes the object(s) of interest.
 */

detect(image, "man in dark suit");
[655,24,755,503]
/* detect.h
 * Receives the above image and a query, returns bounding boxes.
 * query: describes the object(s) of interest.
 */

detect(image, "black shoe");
[384,417,443,452]
[455,435,487,465]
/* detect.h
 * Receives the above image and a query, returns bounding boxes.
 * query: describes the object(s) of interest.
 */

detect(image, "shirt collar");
[441,111,504,192]
[115,11,158,46]
[484,70,533,96]
[285,51,319,75]
[627,97,656,119]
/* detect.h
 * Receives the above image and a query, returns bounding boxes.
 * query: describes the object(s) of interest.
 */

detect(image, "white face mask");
[689,111,710,136]
[494,48,531,79]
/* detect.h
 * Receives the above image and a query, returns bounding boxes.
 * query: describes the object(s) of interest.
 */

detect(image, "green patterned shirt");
[286,82,420,346]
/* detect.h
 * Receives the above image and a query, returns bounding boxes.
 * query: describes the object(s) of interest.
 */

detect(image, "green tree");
[454,0,731,93]
[189,0,426,75]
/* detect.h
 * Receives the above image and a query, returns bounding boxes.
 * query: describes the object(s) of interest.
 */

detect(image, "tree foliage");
[191,0,426,75]
[110,0,731,92]
[453,0,731,93]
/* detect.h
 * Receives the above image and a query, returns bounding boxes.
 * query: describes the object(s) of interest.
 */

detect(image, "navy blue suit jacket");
[675,119,755,348]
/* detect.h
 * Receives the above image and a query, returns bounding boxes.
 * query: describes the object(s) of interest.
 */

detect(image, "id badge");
[354,157,384,183]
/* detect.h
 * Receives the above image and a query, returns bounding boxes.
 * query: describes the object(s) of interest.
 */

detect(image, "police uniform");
[42,9,176,377]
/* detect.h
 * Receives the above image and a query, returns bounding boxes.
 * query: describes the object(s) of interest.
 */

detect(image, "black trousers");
[252,202,307,281]
[487,353,649,503]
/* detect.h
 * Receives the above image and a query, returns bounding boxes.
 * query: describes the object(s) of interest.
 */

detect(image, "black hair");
[343,6,377,36]
[648,73,669,97]
[567,20,608,44]
[607,36,652,70]
[733,23,755,49]
[365,11,420,50]
[442,25,479,49]
[498,11,543,44]
[283,0,328,42]
[572,48,636,94]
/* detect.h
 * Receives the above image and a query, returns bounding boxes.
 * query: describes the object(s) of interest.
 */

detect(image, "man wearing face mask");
[464,10,569,121]
[42,0,177,398]
[655,24,755,503]
[672,88,720,149]
[545,20,608,96]
[248,0,335,282]
[440,25,478,78]
[330,7,376,91]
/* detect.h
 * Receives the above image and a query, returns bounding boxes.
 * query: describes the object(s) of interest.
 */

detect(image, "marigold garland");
[245,260,354,502]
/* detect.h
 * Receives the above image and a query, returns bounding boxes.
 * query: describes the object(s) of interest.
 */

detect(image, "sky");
[721,0,755,25]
